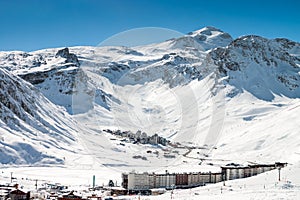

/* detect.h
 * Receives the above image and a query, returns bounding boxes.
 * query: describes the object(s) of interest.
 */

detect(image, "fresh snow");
[0,26,300,199]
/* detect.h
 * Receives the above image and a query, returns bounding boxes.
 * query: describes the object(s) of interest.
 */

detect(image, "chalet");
[58,191,81,200]
[87,194,102,200]
[0,189,9,200]
[48,193,59,200]
[9,189,29,200]
[46,183,68,193]
[109,187,127,196]
[0,184,21,200]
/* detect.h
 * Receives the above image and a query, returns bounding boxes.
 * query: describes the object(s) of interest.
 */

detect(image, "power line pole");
[92,175,95,189]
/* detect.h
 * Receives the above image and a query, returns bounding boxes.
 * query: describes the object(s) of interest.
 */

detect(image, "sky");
[0,0,299,51]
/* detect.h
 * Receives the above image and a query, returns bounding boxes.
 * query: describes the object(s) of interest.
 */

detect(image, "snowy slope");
[0,26,299,193]
[209,35,300,100]
[0,68,81,165]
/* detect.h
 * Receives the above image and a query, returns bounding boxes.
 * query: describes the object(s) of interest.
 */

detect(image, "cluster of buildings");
[0,183,122,200]
[0,162,287,199]
[103,129,169,146]
[121,162,287,193]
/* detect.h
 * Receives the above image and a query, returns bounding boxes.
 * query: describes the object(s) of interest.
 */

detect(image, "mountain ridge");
[0,26,300,169]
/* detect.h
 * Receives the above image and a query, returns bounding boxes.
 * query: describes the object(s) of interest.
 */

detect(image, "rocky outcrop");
[208,35,300,100]
[55,47,79,66]
[209,35,300,75]
[0,69,36,123]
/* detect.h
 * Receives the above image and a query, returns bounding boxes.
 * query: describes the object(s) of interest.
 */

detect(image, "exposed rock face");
[55,47,79,66]
[0,68,77,165]
[209,35,300,74]
[208,35,300,100]
[0,68,36,123]
[11,48,82,113]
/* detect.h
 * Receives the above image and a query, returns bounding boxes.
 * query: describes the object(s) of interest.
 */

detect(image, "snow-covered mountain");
[0,26,300,176]
[0,68,80,165]
[209,35,300,100]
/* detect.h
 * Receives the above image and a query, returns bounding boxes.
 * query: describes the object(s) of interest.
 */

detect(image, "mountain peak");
[190,26,224,35]
[184,26,233,51]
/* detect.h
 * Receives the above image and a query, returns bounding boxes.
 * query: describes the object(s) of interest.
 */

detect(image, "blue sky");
[0,0,299,51]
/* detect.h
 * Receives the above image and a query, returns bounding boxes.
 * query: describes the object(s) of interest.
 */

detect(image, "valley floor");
[1,161,300,199]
